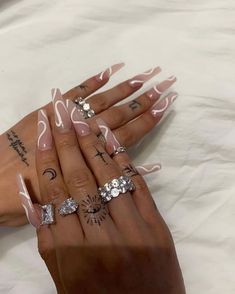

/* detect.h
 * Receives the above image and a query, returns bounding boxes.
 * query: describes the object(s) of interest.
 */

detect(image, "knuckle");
[109,107,126,125]
[117,82,131,96]
[93,95,109,110]
[133,177,148,193]
[66,170,91,190]
[45,182,67,202]
[56,135,77,151]
[119,128,135,146]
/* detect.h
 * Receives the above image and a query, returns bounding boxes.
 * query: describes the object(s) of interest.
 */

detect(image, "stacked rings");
[74,97,95,119]
[98,175,135,203]
[110,146,127,158]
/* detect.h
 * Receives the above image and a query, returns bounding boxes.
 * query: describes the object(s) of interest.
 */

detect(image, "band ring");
[58,197,79,216]
[110,146,127,158]
[98,175,135,203]
[41,203,55,225]
[74,97,95,119]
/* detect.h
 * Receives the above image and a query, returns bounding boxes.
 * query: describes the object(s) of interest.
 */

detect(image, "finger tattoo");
[129,99,141,111]
[122,164,139,177]
[43,168,57,180]
[81,194,108,226]
[94,146,107,164]
[6,130,29,166]
[78,84,88,91]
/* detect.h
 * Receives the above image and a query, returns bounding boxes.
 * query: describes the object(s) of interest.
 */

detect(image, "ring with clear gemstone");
[98,176,135,203]
[58,197,79,216]
[41,204,55,225]
[74,97,95,119]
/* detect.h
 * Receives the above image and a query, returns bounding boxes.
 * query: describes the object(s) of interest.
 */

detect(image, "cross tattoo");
[94,147,107,164]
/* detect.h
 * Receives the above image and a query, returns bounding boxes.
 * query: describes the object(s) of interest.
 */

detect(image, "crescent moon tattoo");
[43,168,57,181]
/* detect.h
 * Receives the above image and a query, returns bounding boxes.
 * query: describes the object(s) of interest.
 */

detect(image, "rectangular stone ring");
[58,197,79,216]
[41,204,55,225]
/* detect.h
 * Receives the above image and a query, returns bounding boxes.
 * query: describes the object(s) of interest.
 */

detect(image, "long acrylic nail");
[66,99,90,136]
[96,118,120,155]
[151,92,178,118]
[136,163,162,175]
[37,109,52,151]
[16,173,41,228]
[146,75,177,100]
[96,62,125,82]
[128,66,161,88]
[52,88,72,132]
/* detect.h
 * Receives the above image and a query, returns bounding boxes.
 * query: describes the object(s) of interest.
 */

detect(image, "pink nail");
[37,109,52,151]
[16,173,41,228]
[96,62,125,82]
[136,163,161,175]
[52,88,72,132]
[96,118,120,155]
[128,66,161,88]
[146,75,177,100]
[66,100,90,136]
[151,92,178,118]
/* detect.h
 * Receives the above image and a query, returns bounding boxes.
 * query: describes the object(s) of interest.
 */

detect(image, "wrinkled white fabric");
[0,0,235,293]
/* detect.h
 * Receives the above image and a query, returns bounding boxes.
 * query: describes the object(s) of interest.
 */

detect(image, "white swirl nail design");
[167,75,176,81]
[37,110,47,148]
[153,85,163,95]
[151,94,177,116]
[136,164,161,175]
[71,106,89,129]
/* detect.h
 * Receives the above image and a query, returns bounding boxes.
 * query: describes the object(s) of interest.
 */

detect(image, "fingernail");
[128,66,161,88]
[66,99,90,136]
[16,173,41,228]
[52,88,72,132]
[96,118,120,155]
[146,75,177,100]
[96,62,125,82]
[37,109,52,151]
[136,163,162,175]
[151,92,178,118]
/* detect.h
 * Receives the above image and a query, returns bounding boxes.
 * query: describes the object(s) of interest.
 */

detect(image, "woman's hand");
[17,88,184,293]
[0,63,176,226]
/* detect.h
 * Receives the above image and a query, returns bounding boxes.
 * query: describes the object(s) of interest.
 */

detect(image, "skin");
[0,67,176,226]
[25,89,185,294]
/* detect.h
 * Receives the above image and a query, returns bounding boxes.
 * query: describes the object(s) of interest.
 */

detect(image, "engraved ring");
[74,97,95,119]
[98,176,135,203]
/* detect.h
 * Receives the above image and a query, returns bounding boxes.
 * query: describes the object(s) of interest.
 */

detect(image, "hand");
[0,63,177,226]
[17,89,184,293]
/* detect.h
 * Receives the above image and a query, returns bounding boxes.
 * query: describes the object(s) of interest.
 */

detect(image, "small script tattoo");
[78,84,88,91]
[6,130,29,166]
[129,99,141,111]
[81,194,108,226]
[43,168,57,181]
[122,164,139,177]
[94,146,107,164]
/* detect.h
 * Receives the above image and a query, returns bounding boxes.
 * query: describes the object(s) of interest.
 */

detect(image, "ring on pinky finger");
[96,118,163,226]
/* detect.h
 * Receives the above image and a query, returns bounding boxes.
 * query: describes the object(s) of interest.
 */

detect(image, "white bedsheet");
[0,0,235,293]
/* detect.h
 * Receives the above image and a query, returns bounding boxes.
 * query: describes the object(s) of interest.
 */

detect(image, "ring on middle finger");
[74,97,95,119]
[98,175,135,203]
[58,197,79,216]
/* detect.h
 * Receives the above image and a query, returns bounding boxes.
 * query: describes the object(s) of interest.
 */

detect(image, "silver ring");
[74,97,95,119]
[110,146,127,158]
[98,176,135,203]
[41,204,55,225]
[58,197,79,216]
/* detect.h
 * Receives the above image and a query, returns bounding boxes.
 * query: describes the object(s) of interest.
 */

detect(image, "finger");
[87,67,161,114]
[67,101,146,242]
[51,89,119,244]
[16,174,63,292]
[36,108,83,245]
[63,62,125,100]
[92,75,176,130]
[113,92,178,148]
[96,119,164,228]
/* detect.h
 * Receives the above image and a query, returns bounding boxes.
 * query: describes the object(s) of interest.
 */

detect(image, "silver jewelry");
[74,97,95,119]
[98,176,135,203]
[41,204,55,225]
[110,146,127,158]
[58,197,79,216]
